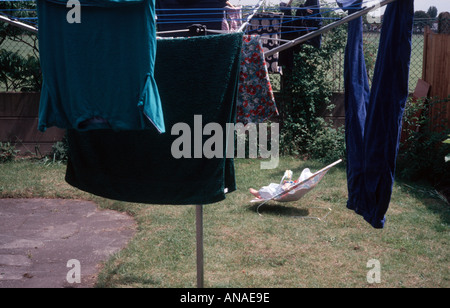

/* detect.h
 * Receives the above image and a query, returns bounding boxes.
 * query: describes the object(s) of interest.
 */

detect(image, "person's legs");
[249,188,261,198]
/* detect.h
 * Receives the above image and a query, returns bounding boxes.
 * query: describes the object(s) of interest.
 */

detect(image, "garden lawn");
[0,157,449,287]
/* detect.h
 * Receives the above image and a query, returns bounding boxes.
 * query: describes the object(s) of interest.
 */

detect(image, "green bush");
[397,96,450,189]
[0,49,41,92]
[0,1,41,92]
[306,118,345,164]
[50,135,69,163]
[444,135,450,162]
[0,142,19,163]
[278,23,347,157]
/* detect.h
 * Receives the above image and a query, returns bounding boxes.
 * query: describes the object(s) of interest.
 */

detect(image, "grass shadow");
[248,202,314,218]
[396,180,450,226]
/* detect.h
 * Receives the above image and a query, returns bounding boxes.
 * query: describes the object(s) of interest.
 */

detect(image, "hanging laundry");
[278,1,296,70]
[297,0,322,49]
[237,35,278,124]
[278,0,322,70]
[361,0,414,228]
[222,5,242,32]
[36,0,164,133]
[156,0,228,36]
[343,0,370,226]
[343,0,414,228]
[249,12,283,74]
[336,0,359,10]
[65,33,243,205]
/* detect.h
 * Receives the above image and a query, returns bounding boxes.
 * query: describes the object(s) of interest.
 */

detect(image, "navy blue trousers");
[344,0,414,228]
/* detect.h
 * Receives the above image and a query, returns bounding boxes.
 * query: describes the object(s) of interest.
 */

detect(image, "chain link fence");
[0,0,39,92]
[328,16,449,93]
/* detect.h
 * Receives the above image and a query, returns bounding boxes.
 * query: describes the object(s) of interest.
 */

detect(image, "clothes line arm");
[0,0,264,35]
[1,0,396,56]
[264,0,397,57]
[237,0,265,33]
[0,13,38,34]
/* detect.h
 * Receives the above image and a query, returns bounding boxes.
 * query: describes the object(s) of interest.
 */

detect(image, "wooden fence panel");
[0,92,65,155]
[423,27,450,131]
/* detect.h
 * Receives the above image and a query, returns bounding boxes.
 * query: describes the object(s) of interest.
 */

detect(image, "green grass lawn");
[0,157,448,288]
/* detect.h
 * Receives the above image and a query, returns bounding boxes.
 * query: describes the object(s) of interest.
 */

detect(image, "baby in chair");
[249,169,313,200]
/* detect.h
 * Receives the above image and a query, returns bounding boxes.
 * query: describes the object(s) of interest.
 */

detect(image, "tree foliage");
[427,6,438,19]
[0,1,41,92]
[413,10,432,32]
[278,19,347,158]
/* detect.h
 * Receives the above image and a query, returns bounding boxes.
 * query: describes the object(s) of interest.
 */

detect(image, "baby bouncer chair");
[250,159,342,220]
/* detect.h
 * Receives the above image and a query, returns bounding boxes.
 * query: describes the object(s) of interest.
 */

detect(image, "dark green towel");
[65,33,243,205]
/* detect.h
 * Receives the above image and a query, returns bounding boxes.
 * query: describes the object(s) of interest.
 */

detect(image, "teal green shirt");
[37,0,165,133]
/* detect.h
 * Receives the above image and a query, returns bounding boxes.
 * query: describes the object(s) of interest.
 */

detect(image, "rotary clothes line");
[4,1,410,223]
[65,33,244,289]
[1,2,414,290]
[6,0,244,288]
[1,0,265,288]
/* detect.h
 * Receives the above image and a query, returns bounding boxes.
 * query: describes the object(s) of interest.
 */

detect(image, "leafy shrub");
[50,136,68,163]
[397,96,450,189]
[0,1,41,92]
[278,23,347,156]
[0,142,19,163]
[444,135,450,162]
[0,50,41,92]
[306,118,345,164]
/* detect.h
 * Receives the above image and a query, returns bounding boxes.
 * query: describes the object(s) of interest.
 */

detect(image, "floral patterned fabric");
[237,35,278,124]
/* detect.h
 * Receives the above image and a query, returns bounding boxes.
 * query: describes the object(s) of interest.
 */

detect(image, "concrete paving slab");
[0,198,136,288]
